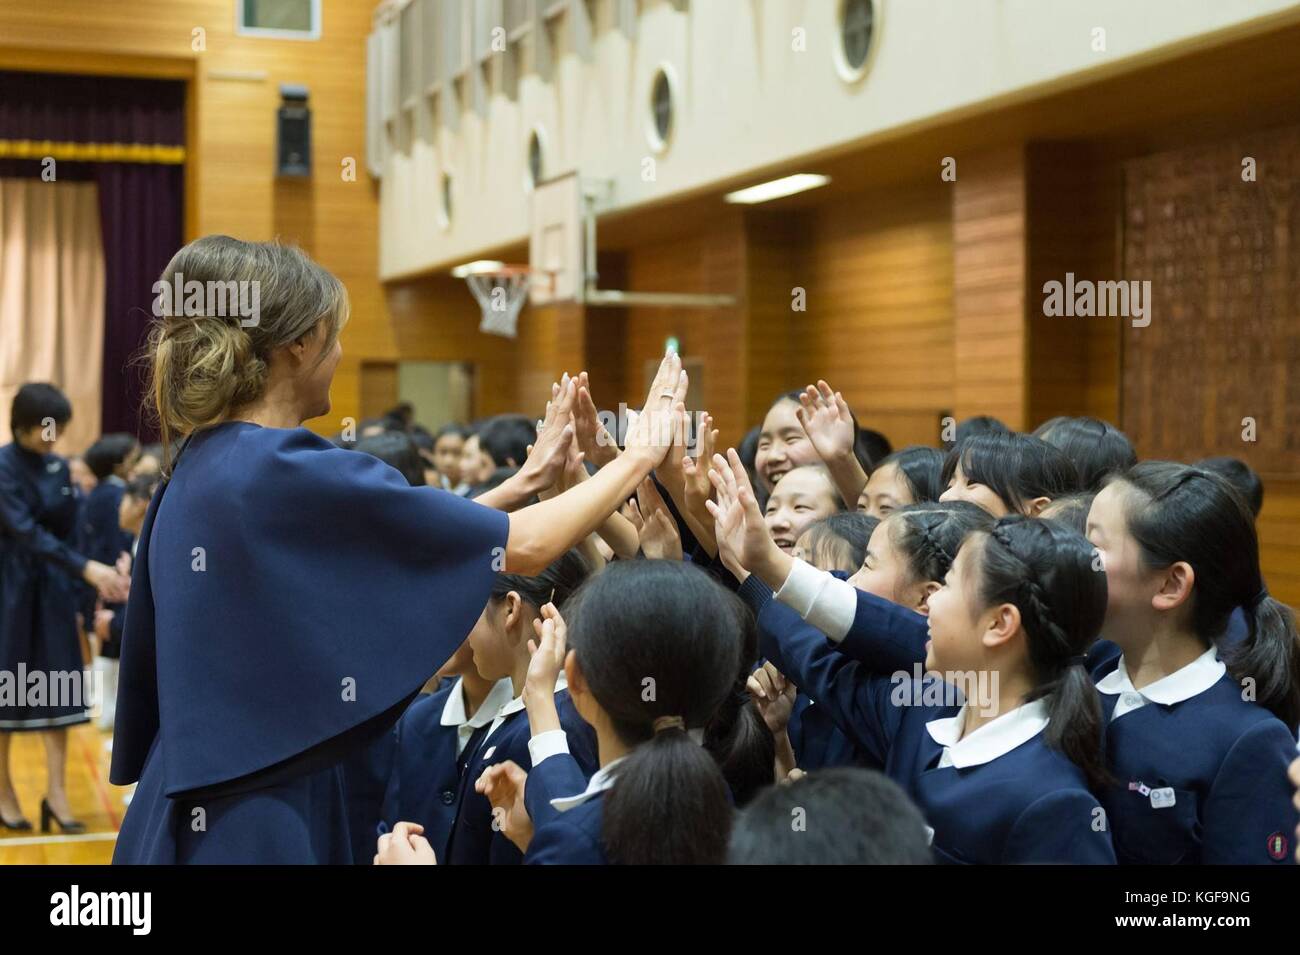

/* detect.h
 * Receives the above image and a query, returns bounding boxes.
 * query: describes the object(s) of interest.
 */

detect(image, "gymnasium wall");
[378,0,1300,279]
[0,0,504,435]
[797,180,954,448]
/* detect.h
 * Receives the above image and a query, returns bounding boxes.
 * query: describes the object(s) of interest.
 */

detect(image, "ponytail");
[1225,595,1300,728]
[562,560,745,865]
[1118,462,1300,727]
[977,517,1111,791]
[603,726,732,865]
[1041,663,1108,791]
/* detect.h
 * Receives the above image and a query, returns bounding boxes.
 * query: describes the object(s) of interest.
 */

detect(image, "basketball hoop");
[451,260,552,339]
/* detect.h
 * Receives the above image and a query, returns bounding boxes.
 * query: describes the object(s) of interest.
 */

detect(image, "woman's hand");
[706,449,791,588]
[631,478,683,561]
[476,760,534,853]
[374,821,437,865]
[622,349,687,471]
[747,661,797,735]
[653,407,692,502]
[83,560,130,603]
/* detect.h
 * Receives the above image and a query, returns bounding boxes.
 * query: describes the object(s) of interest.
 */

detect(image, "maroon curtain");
[0,70,185,440]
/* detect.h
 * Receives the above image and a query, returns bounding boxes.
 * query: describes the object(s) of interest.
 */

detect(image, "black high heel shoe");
[0,812,32,832]
[40,798,85,835]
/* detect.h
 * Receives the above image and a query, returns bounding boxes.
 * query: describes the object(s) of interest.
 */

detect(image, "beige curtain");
[0,178,105,453]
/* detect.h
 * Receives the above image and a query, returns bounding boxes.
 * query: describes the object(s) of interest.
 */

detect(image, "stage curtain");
[0,70,185,442]
[0,178,105,452]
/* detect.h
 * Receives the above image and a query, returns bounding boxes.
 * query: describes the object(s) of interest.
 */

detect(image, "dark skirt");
[0,556,89,732]
[114,735,356,864]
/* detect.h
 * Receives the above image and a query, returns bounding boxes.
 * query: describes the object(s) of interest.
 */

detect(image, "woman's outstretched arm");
[503,350,687,575]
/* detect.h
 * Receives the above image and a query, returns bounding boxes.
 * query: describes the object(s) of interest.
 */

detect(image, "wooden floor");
[0,723,125,865]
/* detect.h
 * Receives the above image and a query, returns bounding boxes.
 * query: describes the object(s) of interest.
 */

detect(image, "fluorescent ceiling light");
[451,259,506,277]
[724,174,830,204]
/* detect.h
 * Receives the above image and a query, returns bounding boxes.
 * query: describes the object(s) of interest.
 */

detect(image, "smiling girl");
[712,451,1114,863]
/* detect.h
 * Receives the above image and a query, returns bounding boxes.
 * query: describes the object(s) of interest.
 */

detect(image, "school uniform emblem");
[1266,831,1288,861]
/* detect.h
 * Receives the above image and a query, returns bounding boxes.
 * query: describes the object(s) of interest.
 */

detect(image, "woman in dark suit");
[110,235,686,863]
[0,383,131,831]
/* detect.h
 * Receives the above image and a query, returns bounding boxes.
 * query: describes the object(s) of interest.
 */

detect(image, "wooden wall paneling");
[359,361,399,419]
[381,274,521,423]
[1120,125,1300,606]
[1026,142,1122,428]
[801,181,954,448]
[743,209,806,427]
[952,148,1029,430]
[622,209,748,448]
[581,253,629,422]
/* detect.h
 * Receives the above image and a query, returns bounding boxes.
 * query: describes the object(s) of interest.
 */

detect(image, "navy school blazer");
[757,598,1116,864]
[522,752,609,865]
[779,573,1297,865]
[444,688,598,865]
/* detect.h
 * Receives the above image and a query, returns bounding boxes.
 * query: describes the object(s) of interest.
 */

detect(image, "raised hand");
[680,411,717,513]
[706,448,791,588]
[532,386,588,501]
[526,603,568,699]
[632,478,683,561]
[573,372,619,468]
[653,406,691,500]
[795,380,856,463]
[518,375,577,495]
[623,349,687,470]
[795,380,868,507]
[476,760,534,853]
[746,661,797,735]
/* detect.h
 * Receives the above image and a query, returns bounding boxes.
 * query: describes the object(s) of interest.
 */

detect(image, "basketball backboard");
[529,171,584,305]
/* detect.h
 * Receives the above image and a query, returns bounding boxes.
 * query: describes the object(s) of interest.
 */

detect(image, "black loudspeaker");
[277,84,311,177]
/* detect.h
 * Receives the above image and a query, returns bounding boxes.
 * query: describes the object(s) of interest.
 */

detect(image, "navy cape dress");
[0,443,91,731]
[109,422,509,864]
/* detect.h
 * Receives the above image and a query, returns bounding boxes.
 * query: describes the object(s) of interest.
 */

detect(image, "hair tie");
[1068,654,1088,667]
[1250,588,1269,609]
[652,715,685,734]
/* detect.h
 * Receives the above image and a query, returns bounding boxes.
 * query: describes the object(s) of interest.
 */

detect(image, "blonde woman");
[111,235,685,863]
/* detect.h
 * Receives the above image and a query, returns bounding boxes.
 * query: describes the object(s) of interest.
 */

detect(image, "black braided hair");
[974,515,1109,790]
[888,501,994,585]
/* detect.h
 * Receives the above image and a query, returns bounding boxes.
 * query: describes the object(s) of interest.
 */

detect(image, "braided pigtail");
[976,517,1110,790]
